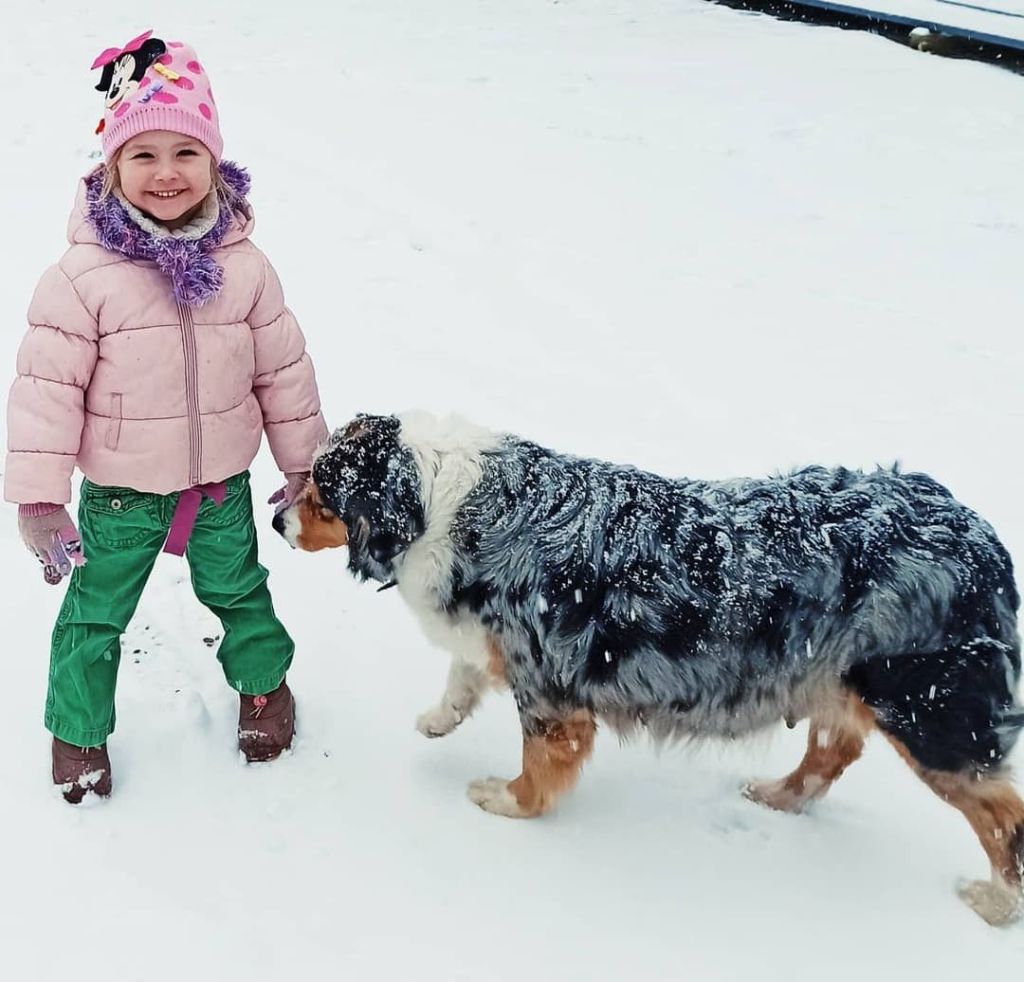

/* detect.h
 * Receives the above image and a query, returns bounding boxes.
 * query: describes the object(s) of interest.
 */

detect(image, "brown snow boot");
[52,737,112,804]
[238,680,295,762]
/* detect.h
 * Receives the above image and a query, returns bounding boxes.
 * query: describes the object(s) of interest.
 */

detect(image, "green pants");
[45,471,294,747]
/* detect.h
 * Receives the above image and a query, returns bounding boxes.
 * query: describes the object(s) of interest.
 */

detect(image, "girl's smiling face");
[117,131,214,228]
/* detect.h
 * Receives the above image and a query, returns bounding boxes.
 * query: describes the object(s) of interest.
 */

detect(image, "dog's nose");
[272,510,286,536]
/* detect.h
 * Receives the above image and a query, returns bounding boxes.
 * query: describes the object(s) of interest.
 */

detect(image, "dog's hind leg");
[468,710,596,818]
[846,638,1024,925]
[883,740,1024,926]
[416,635,507,738]
[744,691,874,814]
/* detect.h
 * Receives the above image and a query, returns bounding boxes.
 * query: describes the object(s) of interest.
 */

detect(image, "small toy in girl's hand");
[268,486,287,513]
[268,473,310,515]
[38,525,87,584]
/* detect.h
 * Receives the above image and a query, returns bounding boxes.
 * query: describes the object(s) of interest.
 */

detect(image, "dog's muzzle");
[271,504,300,549]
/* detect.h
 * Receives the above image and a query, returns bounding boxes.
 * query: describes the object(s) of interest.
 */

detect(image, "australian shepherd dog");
[274,412,1024,925]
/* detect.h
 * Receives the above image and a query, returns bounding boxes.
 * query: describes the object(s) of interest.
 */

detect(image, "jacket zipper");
[177,301,202,486]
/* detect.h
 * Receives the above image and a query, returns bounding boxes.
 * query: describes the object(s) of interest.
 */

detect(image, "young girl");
[4,31,328,803]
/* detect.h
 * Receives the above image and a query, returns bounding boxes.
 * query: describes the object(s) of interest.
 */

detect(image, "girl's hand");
[18,506,86,584]
[268,472,310,515]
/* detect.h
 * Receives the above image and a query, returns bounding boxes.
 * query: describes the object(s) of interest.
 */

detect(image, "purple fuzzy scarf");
[85,161,252,307]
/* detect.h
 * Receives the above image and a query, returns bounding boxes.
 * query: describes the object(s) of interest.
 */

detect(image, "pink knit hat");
[92,30,223,161]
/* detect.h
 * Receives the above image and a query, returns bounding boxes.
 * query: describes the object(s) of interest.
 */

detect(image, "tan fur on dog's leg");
[883,733,1024,926]
[485,635,507,688]
[745,692,874,813]
[468,711,596,818]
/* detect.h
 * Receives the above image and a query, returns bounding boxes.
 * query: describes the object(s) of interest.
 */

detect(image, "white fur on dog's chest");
[396,571,493,673]
[393,411,503,673]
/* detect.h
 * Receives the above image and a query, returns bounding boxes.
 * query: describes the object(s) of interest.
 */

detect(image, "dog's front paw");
[956,877,1023,927]
[415,705,463,738]
[467,777,526,818]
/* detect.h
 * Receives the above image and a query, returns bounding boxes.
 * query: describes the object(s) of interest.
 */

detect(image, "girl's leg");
[186,473,294,697]
[46,483,165,747]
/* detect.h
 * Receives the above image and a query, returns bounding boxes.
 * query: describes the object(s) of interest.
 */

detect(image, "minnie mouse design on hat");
[92,29,167,111]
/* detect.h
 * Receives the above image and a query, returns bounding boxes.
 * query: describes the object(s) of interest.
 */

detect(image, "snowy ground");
[2,1,1023,979]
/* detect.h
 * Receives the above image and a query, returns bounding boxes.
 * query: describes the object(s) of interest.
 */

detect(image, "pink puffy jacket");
[5,176,328,505]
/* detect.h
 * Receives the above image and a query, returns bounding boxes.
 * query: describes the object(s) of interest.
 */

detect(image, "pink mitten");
[268,472,310,514]
[18,505,86,585]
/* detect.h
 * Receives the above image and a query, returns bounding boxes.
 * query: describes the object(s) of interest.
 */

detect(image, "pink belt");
[162,482,227,555]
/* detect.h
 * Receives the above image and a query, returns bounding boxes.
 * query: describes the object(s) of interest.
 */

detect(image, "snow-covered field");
[2,1,1023,978]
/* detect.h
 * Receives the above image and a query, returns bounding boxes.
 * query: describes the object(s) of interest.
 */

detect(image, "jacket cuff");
[18,502,62,517]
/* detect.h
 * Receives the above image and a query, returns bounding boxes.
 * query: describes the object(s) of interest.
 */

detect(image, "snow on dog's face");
[276,414,425,583]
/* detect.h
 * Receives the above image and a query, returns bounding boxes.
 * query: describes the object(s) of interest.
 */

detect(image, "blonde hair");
[100,148,235,205]
[99,149,123,199]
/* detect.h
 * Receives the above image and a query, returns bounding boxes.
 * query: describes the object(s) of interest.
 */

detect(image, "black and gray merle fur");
[310,412,1022,778]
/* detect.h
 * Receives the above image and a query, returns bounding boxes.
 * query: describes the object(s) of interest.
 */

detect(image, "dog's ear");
[348,503,422,571]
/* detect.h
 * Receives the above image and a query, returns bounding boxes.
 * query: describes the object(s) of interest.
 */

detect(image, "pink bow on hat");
[90,29,154,70]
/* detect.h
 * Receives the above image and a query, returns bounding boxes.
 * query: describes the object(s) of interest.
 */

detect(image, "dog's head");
[274,413,425,583]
